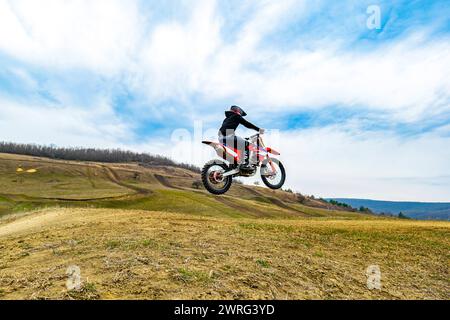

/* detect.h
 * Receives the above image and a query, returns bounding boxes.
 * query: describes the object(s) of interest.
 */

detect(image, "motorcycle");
[201,133,286,195]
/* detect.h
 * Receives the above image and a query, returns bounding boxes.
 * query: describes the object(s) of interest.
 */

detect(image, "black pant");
[218,133,249,165]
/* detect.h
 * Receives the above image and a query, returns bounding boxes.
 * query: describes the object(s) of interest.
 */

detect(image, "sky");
[0,0,449,201]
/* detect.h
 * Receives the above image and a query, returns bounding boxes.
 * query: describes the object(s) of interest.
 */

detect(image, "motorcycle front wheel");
[260,158,286,189]
[201,160,233,195]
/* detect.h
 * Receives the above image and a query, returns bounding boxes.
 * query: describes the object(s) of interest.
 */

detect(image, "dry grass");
[0,153,448,300]
[0,208,448,300]
[0,155,130,200]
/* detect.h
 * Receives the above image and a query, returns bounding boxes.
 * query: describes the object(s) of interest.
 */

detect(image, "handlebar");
[245,133,260,141]
[247,130,265,140]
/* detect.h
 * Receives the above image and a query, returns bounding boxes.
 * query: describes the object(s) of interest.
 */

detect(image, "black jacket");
[219,111,259,136]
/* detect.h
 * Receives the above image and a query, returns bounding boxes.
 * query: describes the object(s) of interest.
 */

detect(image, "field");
[0,153,448,299]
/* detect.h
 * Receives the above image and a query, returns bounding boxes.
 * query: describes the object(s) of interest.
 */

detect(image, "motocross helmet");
[230,105,247,117]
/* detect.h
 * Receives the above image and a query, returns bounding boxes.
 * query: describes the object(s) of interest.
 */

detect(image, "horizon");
[328,197,450,204]
[1,0,449,202]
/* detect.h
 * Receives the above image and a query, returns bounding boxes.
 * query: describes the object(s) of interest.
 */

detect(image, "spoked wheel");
[260,158,286,189]
[201,160,233,195]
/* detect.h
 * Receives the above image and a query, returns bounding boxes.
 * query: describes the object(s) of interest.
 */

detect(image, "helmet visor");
[231,106,247,116]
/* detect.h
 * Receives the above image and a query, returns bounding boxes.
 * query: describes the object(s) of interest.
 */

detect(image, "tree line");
[327,199,410,218]
[327,199,374,214]
[0,141,200,173]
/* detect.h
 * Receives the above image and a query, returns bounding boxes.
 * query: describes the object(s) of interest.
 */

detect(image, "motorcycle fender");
[266,147,280,155]
[266,147,280,156]
[202,141,226,158]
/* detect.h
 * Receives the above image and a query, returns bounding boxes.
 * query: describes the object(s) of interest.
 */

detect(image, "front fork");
[262,155,277,176]
[268,158,277,173]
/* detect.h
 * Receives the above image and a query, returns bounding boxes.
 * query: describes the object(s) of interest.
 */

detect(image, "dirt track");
[154,174,184,190]
[101,165,151,195]
[0,209,67,237]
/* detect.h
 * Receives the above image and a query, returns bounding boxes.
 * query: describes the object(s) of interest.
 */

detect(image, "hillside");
[330,198,450,221]
[0,153,449,300]
[0,153,360,219]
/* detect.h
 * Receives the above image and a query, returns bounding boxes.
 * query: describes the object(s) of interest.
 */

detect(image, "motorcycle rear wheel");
[201,160,233,195]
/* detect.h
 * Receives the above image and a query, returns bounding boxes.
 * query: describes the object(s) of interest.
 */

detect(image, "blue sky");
[0,0,449,201]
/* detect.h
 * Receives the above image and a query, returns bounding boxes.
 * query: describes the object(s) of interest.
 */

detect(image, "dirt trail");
[154,174,184,190]
[241,185,305,215]
[0,191,138,202]
[0,210,68,237]
[215,197,268,217]
[86,167,97,188]
[240,185,264,197]
[101,165,151,195]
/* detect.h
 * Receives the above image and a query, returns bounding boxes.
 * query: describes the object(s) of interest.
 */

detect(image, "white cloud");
[275,126,450,201]
[202,33,450,123]
[132,2,450,123]
[136,0,222,102]
[0,97,131,147]
[0,0,143,74]
[1,0,448,121]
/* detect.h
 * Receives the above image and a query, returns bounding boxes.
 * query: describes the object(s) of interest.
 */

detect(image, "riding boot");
[239,149,252,170]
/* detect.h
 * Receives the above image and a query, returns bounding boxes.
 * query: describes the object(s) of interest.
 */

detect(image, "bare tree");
[0,141,200,173]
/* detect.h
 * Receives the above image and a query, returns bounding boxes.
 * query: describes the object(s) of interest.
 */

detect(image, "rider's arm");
[238,116,260,131]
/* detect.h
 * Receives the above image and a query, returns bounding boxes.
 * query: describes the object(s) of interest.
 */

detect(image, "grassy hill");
[0,153,361,219]
[0,153,449,299]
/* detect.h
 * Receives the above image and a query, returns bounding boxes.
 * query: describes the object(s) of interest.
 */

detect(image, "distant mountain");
[328,198,450,221]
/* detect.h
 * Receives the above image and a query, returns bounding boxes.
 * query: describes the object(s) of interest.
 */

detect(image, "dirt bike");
[201,133,286,195]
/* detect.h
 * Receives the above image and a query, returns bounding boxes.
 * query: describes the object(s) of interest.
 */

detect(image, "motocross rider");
[218,105,265,170]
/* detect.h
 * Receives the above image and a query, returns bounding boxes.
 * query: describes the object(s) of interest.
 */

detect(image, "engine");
[239,166,257,177]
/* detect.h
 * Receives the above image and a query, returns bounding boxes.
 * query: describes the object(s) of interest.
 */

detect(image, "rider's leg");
[218,132,250,167]
[248,143,257,165]
[218,132,239,166]
[234,136,250,166]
